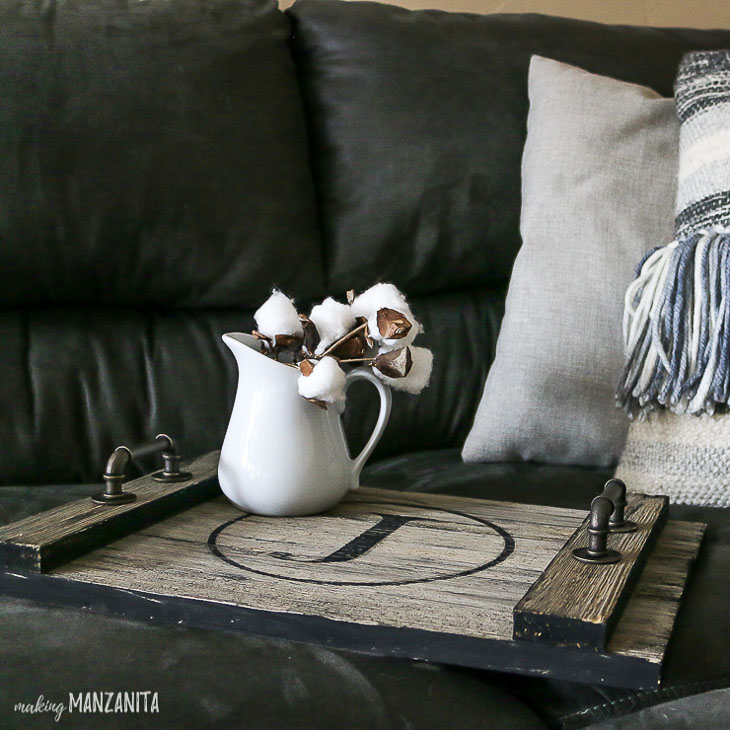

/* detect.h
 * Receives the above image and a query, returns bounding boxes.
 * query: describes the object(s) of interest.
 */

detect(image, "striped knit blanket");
[675,51,730,238]
[615,51,730,507]
[617,50,730,418]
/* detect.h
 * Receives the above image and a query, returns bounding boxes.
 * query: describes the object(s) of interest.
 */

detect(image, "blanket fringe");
[617,225,730,419]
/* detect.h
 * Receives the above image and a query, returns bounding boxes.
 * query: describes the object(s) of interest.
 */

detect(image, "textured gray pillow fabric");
[462,56,678,468]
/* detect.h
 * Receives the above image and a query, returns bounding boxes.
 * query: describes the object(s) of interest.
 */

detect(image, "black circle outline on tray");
[207,499,515,586]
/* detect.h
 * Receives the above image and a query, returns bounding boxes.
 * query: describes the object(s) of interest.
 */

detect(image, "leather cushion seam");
[559,675,730,724]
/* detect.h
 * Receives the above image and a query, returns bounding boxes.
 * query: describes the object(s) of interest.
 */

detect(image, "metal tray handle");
[91,433,192,505]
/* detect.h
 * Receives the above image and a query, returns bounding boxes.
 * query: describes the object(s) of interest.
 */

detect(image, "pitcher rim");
[222,332,300,374]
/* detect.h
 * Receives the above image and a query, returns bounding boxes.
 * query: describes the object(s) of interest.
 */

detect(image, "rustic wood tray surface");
[0,452,704,689]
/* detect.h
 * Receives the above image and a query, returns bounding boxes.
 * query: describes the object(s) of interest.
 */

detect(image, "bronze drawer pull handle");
[91,434,192,505]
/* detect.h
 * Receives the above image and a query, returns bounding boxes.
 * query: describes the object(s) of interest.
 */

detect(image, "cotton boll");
[254,290,303,340]
[351,283,410,321]
[298,356,347,403]
[309,297,356,355]
[351,283,421,350]
[374,346,433,394]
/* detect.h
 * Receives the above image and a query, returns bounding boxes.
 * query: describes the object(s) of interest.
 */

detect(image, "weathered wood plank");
[513,493,669,651]
[607,520,705,661]
[0,451,220,572]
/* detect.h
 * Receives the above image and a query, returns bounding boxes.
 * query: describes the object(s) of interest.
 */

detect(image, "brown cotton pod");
[274,333,303,349]
[305,397,328,410]
[299,314,321,356]
[299,359,315,377]
[377,308,412,340]
[330,333,365,360]
[373,347,412,378]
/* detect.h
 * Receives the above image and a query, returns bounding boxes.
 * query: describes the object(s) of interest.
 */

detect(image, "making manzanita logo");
[14,692,159,722]
[13,696,65,723]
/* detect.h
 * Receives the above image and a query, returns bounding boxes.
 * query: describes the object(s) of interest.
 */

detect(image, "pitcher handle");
[344,368,392,489]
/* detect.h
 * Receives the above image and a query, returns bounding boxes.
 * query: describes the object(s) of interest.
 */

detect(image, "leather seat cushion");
[0,597,546,730]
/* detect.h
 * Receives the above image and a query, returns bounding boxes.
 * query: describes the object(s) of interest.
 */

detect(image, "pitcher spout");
[222,332,263,357]
[222,331,300,390]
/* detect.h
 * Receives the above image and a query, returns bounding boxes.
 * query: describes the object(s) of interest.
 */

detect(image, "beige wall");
[279,0,730,29]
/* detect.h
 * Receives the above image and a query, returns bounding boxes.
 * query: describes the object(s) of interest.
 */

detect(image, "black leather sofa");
[1,1,729,727]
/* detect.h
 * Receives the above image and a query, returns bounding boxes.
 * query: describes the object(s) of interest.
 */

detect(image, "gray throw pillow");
[463,56,678,468]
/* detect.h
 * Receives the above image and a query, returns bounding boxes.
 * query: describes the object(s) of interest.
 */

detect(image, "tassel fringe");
[617,225,730,419]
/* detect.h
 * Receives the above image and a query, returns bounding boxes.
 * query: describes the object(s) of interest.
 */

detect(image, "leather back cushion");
[0,0,323,308]
[287,0,730,294]
[0,293,503,484]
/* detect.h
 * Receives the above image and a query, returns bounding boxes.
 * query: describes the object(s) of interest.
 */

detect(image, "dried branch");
[319,321,368,358]
[305,397,328,410]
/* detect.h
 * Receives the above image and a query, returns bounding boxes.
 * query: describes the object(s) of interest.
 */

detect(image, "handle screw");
[572,495,622,564]
[152,452,192,483]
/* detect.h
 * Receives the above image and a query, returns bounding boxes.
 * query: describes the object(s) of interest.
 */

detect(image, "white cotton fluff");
[254,290,303,340]
[351,283,422,352]
[297,356,347,403]
[309,297,356,355]
[373,346,433,394]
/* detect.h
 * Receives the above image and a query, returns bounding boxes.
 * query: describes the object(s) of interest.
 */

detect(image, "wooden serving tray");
[0,452,704,689]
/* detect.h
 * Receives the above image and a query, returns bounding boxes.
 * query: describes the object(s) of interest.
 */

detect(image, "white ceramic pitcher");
[218,333,392,516]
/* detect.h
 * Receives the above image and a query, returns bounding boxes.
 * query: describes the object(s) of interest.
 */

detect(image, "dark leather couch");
[1,1,729,727]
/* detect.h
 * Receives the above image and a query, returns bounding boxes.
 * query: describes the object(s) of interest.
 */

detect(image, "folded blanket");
[617,51,730,418]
